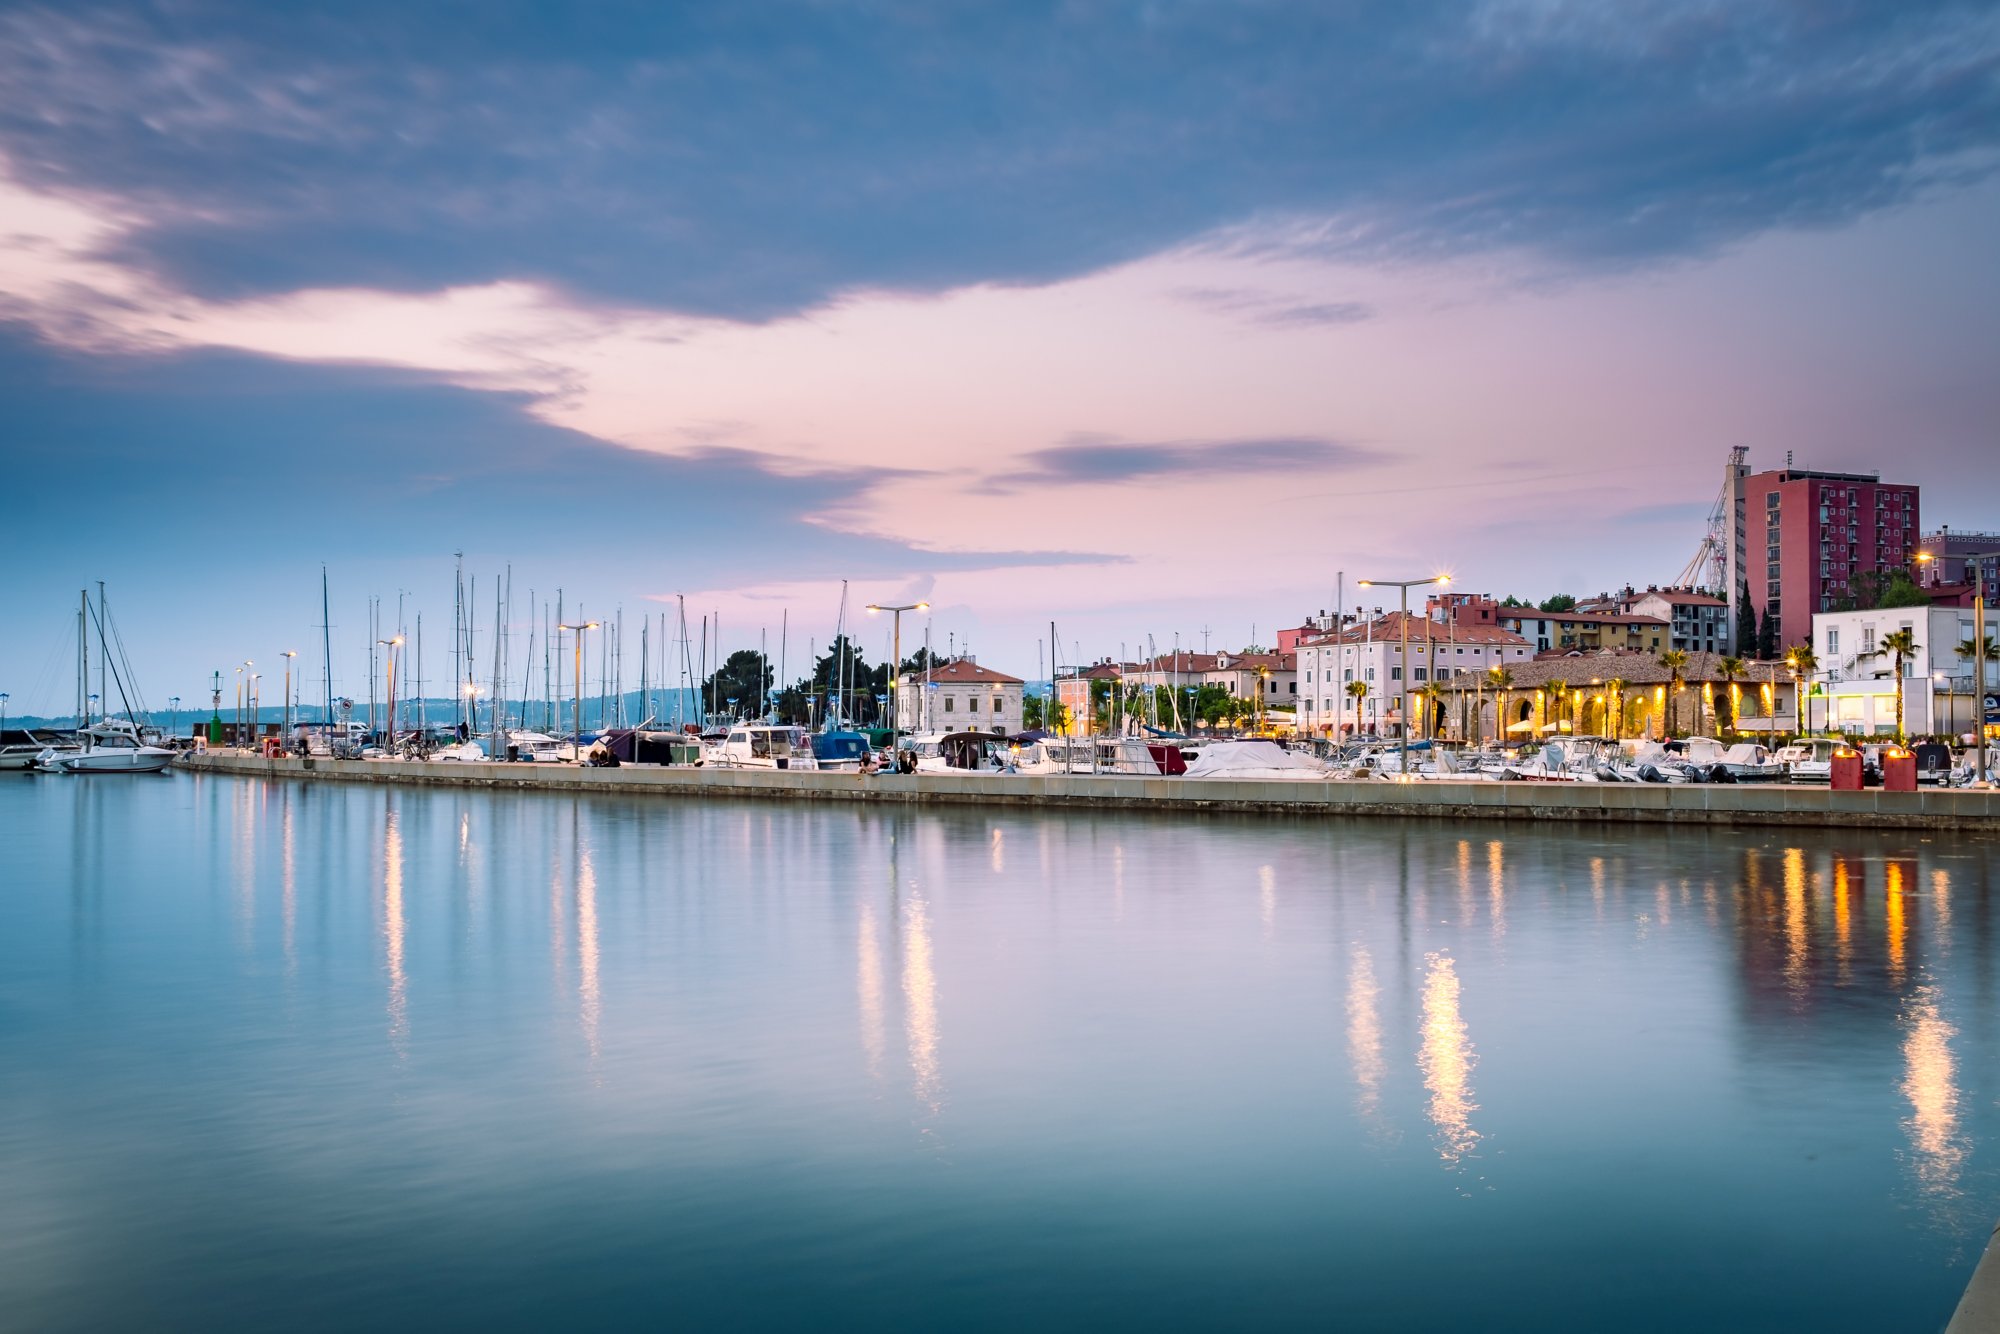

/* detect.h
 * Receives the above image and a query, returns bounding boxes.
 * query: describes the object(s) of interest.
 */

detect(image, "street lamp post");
[1920,545,1995,785]
[167,695,179,738]
[865,600,929,766]
[281,651,297,749]
[557,622,598,756]
[0,692,8,733]
[1356,574,1450,778]
[249,675,261,745]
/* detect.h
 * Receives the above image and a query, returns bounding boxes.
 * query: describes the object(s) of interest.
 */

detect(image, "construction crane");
[1675,447,1743,594]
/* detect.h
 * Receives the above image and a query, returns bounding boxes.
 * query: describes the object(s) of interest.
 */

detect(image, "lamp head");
[1355,580,1373,589]
[282,650,297,659]
[916,601,930,611]
[865,604,882,614]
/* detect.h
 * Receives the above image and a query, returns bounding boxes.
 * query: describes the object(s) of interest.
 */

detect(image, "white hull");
[37,746,174,774]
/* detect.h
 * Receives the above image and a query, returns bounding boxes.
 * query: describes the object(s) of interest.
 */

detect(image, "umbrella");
[1505,719,1538,734]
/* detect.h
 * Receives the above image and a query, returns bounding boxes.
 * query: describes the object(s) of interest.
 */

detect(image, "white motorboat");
[1776,737,1840,784]
[1,728,77,772]
[708,724,820,770]
[507,730,576,763]
[1716,742,1786,781]
[1181,740,1328,780]
[36,721,173,774]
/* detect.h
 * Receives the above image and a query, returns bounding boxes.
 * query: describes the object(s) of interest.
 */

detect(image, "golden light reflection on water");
[1782,848,1808,999]
[1931,868,1952,956]
[857,901,885,1081]
[903,890,942,1114]
[1590,856,1606,918]
[1456,839,1473,922]
[1346,946,1385,1130]
[1834,857,1854,986]
[1901,985,1965,1200]
[1886,861,1908,988]
[990,827,1004,875]
[577,844,600,1065]
[1486,841,1506,938]
[1419,951,1479,1168]
[384,809,407,1049]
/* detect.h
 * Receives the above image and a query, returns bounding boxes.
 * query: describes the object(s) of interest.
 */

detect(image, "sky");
[2,0,1998,717]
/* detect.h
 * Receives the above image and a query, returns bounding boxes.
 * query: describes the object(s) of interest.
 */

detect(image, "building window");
[1826,629,1839,656]
[944,697,954,712]
[968,697,979,712]
[1414,668,1428,682]
[1391,667,1402,681]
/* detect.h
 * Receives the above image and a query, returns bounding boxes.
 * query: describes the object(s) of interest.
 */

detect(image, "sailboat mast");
[321,566,333,728]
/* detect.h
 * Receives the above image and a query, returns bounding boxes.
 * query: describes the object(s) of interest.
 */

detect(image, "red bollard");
[1880,747,1916,792]
[1830,748,1865,791]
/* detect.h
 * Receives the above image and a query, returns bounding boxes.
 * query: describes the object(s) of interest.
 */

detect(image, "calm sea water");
[2,774,1996,1332]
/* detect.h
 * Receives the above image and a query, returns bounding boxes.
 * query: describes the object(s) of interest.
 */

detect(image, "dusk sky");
[3,1,1998,716]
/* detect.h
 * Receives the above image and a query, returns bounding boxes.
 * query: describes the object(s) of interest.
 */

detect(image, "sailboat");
[35,587,174,774]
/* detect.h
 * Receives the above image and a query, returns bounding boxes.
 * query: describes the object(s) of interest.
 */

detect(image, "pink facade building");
[1742,467,1920,651]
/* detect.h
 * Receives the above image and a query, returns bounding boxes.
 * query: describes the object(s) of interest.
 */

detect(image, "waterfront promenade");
[180,751,2000,832]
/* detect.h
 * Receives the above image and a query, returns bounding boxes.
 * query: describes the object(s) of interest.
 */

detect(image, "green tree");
[1783,644,1819,736]
[1486,666,1514,741]
[1544,678,1569,734]
[1843,569,1932,611]
[1658,650,1690,737]
[1537,594,1577,613]
[1860,628,1921,741]
[1956,635,1998,694]
[1714,656,1745,736]
[1756,606,1779,660]
[1345,679,1369,737]
[1736,582,1757,655]
[700,649,772,722]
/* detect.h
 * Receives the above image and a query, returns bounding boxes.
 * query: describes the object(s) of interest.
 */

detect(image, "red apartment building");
[1740,466,1920,651]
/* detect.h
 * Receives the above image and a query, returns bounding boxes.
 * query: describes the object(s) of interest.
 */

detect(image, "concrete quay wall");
[177,753,2000,832]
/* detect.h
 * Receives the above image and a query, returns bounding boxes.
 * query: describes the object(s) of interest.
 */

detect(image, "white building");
[1294,612,1532,736]
[896,657,1026,734]
[1810,604,1991,737]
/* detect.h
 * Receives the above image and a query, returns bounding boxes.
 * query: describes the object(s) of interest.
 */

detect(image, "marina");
[3,769,1996,1331]
[176,749,2000,832]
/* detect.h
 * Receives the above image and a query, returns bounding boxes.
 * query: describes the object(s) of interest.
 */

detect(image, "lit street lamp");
[250,674,261,744]
[557,622,599,754]
[1356,574,1450,778]
[0,692,8,732]
[865,600,929,766]
[1918,544,1996,785]
[281,651,297,748]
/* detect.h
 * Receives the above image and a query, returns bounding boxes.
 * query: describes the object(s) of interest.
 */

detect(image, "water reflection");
[903,888,942,1116]
[1901,984,1965,1201]
[383,807,407,1050]
[577,843,600,1066]
[1886,860,1908,989]
[1782,848,1809,1002]
[1834,856,1855,986]
[857,901,886,1082]
[1346,946,1386,1132]
[1259,864,1275,936]
[1419,951,1479,1168]
[1486,841,1506,938]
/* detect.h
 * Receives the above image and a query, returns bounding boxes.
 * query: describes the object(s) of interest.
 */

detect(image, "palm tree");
[1605,677,1627,741]
[1658,650,1690,737]
[1956,635,1998,691]
[1346,679,1369,738]
[1783,644,1818,737]
[1545,678,1570,736]
[1860,628,1921,742]
[1715,656,1745,737]
[1486,665,1514,743]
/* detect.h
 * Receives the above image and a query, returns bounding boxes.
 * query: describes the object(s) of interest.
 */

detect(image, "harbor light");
[864,601,928,761]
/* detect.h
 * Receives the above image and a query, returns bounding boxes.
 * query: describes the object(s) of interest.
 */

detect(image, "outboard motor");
[1707,764,1735,783]
[1638,763,1665,783]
